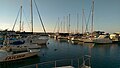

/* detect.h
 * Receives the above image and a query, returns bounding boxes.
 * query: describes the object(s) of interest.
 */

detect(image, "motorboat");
[0,50,38,62]
[93,35,112,44]
[31,35,48,45]
[110,33,120,43]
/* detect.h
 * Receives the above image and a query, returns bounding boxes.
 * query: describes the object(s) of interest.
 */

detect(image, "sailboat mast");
[77,13,79,33]
[22,21,24,32]
[20,0,22,32]
[68,14,70,34]
[91,0,94,33]
[66,16,68,33]
[82,0,84,34]
[31,0,33,33]
[57,17,60,33]
[63,16,65,33]
[61,21,62,33]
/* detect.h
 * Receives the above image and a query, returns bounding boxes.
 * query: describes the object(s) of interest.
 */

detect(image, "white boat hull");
[0,51,38,62]
[32,39,48,45]
[31,35,48,45]
[94,38,112,44]
[82,38,94,43]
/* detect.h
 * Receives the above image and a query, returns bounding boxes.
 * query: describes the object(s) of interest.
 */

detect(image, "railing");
[19,55,91,68]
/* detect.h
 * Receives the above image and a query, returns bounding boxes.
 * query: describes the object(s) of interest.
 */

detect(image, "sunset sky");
[0,0,120,33]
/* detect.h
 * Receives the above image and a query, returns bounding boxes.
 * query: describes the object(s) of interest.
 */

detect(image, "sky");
[0,0,120,33]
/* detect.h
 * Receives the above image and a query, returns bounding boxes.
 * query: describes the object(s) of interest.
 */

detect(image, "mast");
[68,14,70,34]
[63,16,65,33]
[61,21,62,33]
[66,16,68,33]
[22,21,24,32]
[82,0,84,34]
[30,0,33,33]
[20,0,22,32]
[91,0,94,33]
[77,13,79,33]
[57,17,60,33]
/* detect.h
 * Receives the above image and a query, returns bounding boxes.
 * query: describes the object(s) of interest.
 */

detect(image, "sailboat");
[0,49,38,62]
[0,31,38,62]
[93,34,112,44]
[0,47,38,62]
[31,34,48,45]
[81,0,95,43]
[0,30,25,45]
[30,0,48,45]
[70,14,82,42]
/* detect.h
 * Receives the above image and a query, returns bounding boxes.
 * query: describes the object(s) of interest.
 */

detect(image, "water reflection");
[90,43,120,68]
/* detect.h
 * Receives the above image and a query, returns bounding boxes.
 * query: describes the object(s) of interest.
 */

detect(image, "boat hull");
[0,52,38,62]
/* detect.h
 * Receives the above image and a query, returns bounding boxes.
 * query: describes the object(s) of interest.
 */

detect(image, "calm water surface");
[0,38,120,68]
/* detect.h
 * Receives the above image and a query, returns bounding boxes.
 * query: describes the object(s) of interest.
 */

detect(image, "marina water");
[0,38,120,68]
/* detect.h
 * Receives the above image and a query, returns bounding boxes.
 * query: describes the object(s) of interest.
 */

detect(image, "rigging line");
[68,14,70,34]
[57,17,60,33]
[85,8,92,32]
[22,10,31,31]
[66,16,69,33]
[77,13,79,33]
[91,0,94,33]
[53,20,58,33]
[34,0,46,33]
[12,8,21,31]
[82,0,84,34]
[61,21,62,33]
[63,16,65,32]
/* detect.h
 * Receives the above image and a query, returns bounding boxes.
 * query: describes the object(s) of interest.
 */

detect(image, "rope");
[22,10,31,31]
[53,21,58,33]
[33,0,46,34]
[85,7,92,32]
[12,8,21,31]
